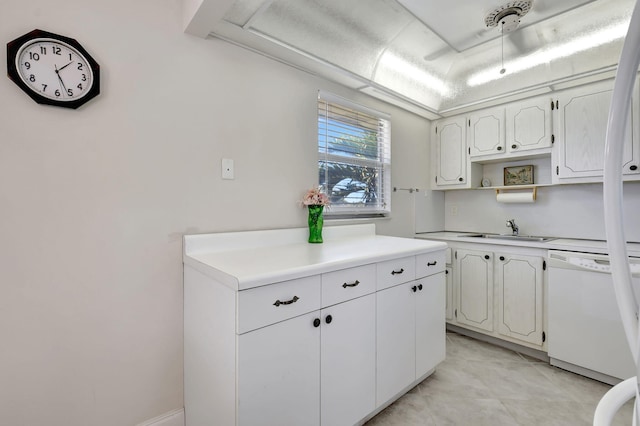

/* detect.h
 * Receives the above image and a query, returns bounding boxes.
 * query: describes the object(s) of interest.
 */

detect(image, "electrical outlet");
[450,205,458,216]
[222,158,234,180]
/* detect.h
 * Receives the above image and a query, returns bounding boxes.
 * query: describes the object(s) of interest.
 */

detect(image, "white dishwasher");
[547,249,640,384]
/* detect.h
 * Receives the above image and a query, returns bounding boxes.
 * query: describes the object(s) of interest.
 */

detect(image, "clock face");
[7,29,100,109]
[15,38,94,102]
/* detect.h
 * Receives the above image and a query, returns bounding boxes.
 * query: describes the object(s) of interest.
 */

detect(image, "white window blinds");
[318,91,391,217]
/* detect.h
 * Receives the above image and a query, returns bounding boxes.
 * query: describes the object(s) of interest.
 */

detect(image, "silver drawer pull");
[391,268,404,275]
[427,261,437,266]
[273,296,299,307]
[342,280,360,288]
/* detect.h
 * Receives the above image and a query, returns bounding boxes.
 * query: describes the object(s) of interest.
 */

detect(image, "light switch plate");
[222,158,234,180]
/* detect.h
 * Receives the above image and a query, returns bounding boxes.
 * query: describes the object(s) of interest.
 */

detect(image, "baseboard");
[136,408,184,426]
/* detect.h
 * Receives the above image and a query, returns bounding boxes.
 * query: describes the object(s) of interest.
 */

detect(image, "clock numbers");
[15,39,94,102]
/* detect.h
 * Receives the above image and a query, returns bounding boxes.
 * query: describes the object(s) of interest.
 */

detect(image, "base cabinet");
[238,311,321,426]
[321,295,376,426]
[456,249,494,332]
[496,253,544,346]
[183,230,447,426]
[450,246,546,350]
[376,274,445,406]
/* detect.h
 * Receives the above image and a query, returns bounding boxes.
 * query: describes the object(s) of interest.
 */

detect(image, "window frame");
[317,91,392,218]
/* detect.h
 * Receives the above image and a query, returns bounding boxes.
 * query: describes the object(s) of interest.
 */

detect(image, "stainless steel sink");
[457,233,555,242]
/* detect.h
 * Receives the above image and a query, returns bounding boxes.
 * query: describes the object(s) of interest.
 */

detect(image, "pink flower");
[302,187,330,206]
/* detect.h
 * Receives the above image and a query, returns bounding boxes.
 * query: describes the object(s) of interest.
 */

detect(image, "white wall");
[444,183,640,241]
[0,1,434,425]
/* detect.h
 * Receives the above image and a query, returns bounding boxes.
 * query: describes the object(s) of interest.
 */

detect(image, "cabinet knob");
[313,318,321,328]
[411,285,417,292]
[511,144,517,149]
[500,256,505,261]
[418,284,423,291]
[631,165,638,171]
[484,255,490,260]
[325,315,333,324]
[497,146,503,151]
[458,177,464,182]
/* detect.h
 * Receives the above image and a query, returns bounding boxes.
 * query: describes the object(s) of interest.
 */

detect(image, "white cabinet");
[376,274,445,406]
[450,246,546,349]
[238,311,321,426]
[415,273,446,378]
[376,253,445,407]
[433,116,468,188]
[239,294,376,426]
[506,97,553,153]
[455,248,494,332]
[183,226,447,426]
[554,81,639,182]
[321,295,376,426]
[445,267,453,321]
[495,253,544,346]
[376,282,417,405]
[468,107,505,157]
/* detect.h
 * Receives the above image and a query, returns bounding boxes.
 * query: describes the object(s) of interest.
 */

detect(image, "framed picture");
[504,165,534,186]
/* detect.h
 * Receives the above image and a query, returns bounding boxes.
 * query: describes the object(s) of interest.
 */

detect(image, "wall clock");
[6,29,100,109]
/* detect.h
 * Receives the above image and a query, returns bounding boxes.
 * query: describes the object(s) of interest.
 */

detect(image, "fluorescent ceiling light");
[378,52,450,96]
[467,20,629,87]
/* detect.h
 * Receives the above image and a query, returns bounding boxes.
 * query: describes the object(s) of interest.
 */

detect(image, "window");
[317,91,391,217]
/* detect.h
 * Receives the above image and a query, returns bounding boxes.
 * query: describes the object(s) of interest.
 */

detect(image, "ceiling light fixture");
[485,1,533,33]
[467,20,629,87]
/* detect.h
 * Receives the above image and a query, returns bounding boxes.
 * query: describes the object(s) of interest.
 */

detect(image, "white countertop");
[184,224,447,290]
[415,231,640,257]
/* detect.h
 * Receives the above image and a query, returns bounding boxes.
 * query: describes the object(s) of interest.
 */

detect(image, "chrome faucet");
[506,219,519,236]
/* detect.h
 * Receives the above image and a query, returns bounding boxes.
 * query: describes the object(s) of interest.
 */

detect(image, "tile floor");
[365,331,634,425]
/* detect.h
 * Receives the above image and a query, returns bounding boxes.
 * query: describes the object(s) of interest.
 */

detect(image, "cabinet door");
[237,311,321,426]
[415,273,446,378]
[434,116,467,187]
[445,267,453,321]
[506,97,553,152]
[376,282,415,406]
[456,249,494,332]
[496,253,543,346]
[321,294,376,426]
[555,85,637,180]
[468,107,505,157]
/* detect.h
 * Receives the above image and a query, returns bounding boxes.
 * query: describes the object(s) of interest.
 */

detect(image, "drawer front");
[376,256,416,291]
[416,250,446,278]
[322,264,376,307]
[237,275,321,334]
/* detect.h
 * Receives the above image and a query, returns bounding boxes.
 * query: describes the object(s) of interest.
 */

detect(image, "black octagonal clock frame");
[7,29,100,109]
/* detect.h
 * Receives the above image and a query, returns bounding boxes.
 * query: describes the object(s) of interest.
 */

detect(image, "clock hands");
[58,61,74,72]
[54,64,69,97]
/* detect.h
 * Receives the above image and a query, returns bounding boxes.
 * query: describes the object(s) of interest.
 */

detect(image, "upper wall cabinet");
[432,116,469,189]
[506,97,553,153]
[468,98,553,161]
[468,107,505,158]
[553,80,640,183]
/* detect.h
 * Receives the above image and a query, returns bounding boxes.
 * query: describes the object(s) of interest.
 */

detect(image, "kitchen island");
[184,224,447,426]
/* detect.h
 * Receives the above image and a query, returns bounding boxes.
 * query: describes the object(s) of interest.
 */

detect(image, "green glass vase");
[307,205,324,243]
